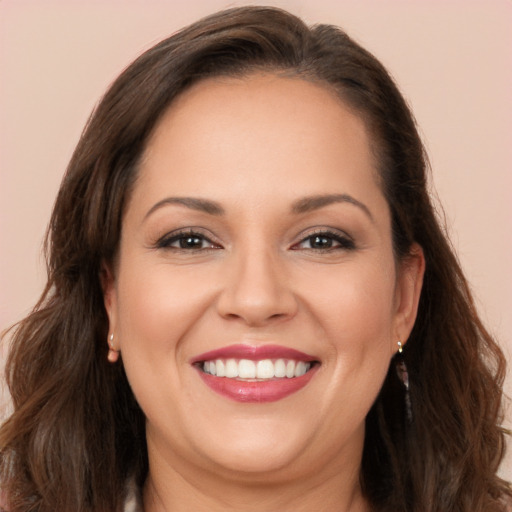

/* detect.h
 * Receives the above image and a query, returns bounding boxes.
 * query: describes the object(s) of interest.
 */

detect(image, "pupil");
[312,236,332,248]
[180,236,202,249]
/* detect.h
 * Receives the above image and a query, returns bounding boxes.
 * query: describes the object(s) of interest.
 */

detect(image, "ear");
[392,243,425,349]
[100,261,118,349]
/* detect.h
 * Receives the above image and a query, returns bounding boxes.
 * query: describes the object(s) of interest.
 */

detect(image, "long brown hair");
[1,6,510,511]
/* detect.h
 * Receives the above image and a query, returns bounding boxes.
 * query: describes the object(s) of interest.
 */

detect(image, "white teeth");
[238,359,256,379]
[274,359,286,378]
[216,359,225,377]
[256,359,275,379]
[201,358,313,380]
[225,359,238,378]
[285,360,295,378]
[294,361,308,377]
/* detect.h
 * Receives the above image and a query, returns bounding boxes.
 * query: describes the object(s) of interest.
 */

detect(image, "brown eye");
[156,230,221,251]
[293,231,355,251]
[178,235,205,249]
[308,235,335,249]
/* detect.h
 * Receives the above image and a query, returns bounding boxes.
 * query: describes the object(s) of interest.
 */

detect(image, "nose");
[216,247,298,326]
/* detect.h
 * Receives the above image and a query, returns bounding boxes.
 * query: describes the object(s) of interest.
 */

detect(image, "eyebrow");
[144,197,225,220]
[144,193,373,222]
[291,194,374,221]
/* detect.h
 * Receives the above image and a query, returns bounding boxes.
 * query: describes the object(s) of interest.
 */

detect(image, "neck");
[142,441,370,512]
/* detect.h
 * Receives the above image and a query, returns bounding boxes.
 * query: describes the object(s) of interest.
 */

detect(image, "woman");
[0,6,510,512]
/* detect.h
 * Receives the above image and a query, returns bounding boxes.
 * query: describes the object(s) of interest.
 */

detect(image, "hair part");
[1,6,510,511]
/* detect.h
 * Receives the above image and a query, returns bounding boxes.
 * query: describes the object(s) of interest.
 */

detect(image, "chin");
[190,415,315,476]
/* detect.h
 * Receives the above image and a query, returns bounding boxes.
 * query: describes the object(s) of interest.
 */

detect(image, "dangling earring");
[107,333,119,363]
[395,341,412,422]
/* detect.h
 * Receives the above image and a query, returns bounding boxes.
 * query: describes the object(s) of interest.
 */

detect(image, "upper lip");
[190,344,318,363]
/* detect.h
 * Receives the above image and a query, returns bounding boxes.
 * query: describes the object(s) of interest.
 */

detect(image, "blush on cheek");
[118,266,215,359]
[315,267,395,331]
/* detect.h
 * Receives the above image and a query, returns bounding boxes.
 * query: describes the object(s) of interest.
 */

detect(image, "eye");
[156,230,221,251]
[292,230,355,251]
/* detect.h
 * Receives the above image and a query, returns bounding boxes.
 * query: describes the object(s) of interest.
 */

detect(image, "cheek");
[113,262,213,428]
[301,258,396,407]
[113,261,217,417]
[115,261,215,356]
[303,257,396,346]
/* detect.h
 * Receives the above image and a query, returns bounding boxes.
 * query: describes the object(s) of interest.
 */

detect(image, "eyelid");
[152,226,354,252]
[290,227,355,251]
[154,227,223,250]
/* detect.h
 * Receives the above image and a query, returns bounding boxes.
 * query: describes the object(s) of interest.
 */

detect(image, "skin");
[104,73,424,512]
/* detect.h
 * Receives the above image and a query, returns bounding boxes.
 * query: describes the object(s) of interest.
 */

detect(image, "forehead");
[147,73,371,158]
[133,73,384,216]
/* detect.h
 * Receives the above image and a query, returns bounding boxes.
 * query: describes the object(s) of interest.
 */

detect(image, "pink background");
[1,0,511,477]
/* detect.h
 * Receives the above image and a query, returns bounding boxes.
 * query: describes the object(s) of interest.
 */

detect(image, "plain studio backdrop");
[1,0,511,479]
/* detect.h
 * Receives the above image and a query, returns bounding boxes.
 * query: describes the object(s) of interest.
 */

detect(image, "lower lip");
[196,365,319,403]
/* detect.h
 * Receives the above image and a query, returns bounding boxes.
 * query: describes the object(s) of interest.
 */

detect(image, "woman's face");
[104,74,423,483]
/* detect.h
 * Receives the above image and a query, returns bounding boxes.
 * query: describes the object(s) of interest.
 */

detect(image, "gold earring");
[107,333,119,363]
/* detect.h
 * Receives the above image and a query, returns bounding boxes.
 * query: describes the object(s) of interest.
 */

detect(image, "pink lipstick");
[191,344,319,403]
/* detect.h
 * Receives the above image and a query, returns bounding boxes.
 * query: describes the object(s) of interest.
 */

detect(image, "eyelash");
[291,229,355,252]
[155,228,355,253]
[155,229,221,252]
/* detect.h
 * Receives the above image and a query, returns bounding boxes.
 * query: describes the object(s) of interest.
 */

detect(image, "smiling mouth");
[198,358,315,380]
[191,344,320,403]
